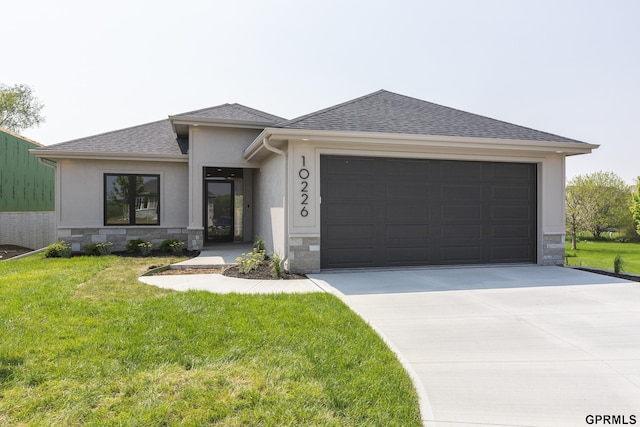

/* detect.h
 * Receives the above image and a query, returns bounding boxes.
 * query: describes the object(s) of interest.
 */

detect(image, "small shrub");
[160,239,184,254]
[254,236,266,252]
[614,255,624,274]
[44,241,71,258]
[83,242,113,256]
[126,239,153,255]
[235,248,266,274]
[126,238,144,253]
[270,252,283,278]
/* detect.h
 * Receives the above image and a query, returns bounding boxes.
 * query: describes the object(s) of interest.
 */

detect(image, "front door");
[205,181,234,242]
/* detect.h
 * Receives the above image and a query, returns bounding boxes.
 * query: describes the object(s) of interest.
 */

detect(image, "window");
[104,174,159,225]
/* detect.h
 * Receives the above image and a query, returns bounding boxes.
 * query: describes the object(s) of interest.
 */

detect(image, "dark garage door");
[320,155,537,269]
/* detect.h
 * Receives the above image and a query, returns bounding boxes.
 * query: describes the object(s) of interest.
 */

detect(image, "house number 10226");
[299,156,309,217]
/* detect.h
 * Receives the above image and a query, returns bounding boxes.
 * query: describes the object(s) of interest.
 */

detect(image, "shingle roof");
[178,103,285,123]
[43,104,285,154]
[276,90,583,143]
[43,119,182,154]
[41,91,584,156]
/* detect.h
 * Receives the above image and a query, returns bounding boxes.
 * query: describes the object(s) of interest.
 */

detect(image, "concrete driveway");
[309,266,640,427]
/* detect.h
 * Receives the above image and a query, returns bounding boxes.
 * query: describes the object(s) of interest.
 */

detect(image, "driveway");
[309,266,640,427]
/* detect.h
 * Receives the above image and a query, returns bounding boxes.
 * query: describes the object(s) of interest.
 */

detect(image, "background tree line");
[566,171,640,249]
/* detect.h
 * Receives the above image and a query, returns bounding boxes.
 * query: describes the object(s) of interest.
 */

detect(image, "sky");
[2,0,639,183]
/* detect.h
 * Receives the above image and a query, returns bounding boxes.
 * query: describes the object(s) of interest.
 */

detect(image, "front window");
[104,174,159,225]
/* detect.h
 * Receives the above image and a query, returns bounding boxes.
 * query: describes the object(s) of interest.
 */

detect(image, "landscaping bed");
[153,262,306,280]
[0,245,33,260]
[223,259,307,280]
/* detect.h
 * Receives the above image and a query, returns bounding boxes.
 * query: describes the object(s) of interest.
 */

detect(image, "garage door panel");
[386,159,428,177]
[441,205,483,220]
[440,246,483,264]
[441,161,483,179]
[325,248,375,268]
[491,246,533,262]
[326,203,374,221]
[321,156,536,269]
[442,184,483,200]
[386,182,430,200]
[491,185,533,200]
[385,224,429,240]
[442,224,482,239]
[325,157,375,175]
[492,163,534,179]
[325,180,374,199]
[325,224,374,241]
[492,205,532,220]
[492,224,532,239]
[386,205,430,222]
[385,247,431,264]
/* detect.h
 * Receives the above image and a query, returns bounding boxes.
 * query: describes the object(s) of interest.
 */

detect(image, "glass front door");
[206,181,234,241]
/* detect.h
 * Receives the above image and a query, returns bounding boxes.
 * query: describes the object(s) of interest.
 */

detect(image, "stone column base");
[542,233,565,266]
[187,228,204,251]
[288,235,320,274]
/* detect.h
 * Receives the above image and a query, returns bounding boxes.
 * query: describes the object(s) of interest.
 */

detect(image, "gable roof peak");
[173,102,286,124]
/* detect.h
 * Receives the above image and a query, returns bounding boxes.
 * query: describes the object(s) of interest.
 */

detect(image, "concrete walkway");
[140,273,326,294]
[310,266,640,427]
[139,243,326,294]
[172,242,253,268]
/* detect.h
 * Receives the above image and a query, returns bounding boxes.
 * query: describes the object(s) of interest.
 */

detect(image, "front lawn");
[0,254,421,426]
[565,239,640,274]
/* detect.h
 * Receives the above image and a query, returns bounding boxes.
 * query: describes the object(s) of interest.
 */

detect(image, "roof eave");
[244,128,598,160]
[30,149,188,163]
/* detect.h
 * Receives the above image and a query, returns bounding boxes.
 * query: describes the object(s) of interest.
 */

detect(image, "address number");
[299,156,309,217]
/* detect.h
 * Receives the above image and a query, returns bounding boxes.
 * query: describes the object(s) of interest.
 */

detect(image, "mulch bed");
[149,256,306,280]
[0,245,33,260]
[223,261,306,280]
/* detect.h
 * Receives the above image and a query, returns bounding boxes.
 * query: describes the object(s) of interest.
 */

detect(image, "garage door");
[320,155,537,269]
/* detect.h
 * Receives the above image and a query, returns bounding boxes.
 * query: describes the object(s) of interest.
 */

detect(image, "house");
[32,90,597,273]
[0,127,56,249]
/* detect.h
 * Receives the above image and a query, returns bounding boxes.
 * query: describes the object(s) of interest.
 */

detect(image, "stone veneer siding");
[288,235,320,274]
[542,233,565,266]
[187,228,204,251]
[58,227,189,253]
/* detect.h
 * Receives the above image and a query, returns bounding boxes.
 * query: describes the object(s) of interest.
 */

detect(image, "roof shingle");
[276,90,583,143]
[43,119,182,155]
[40,90,584,155]
[178,103,285,123]
[43,103,285,154]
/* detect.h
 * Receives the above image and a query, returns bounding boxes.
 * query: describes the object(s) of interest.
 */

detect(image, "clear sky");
[3,0,638,183]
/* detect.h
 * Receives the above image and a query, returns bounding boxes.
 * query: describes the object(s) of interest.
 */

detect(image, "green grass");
[0,254,421,426]
[565,239,640,274]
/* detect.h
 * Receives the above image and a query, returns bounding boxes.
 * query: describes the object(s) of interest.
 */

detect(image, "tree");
[566,181,587,250]
[0,83,45,132]
[566,171,631,244]
[631,177,640,236]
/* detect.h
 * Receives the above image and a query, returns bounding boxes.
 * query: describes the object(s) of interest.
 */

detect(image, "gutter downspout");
[261,136,288,267]
[37,157,57,170]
